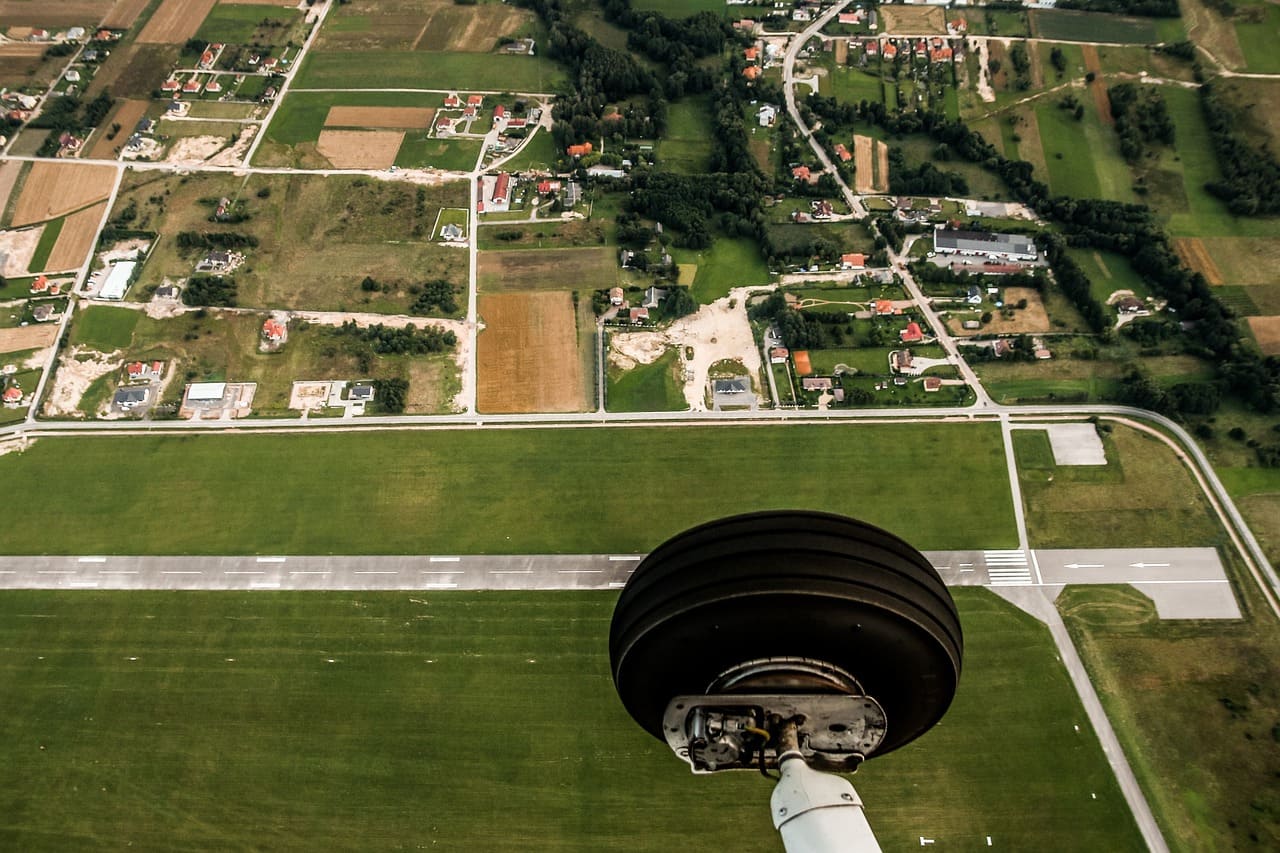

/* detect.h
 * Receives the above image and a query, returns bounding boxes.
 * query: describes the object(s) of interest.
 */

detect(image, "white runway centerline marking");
[429,556,461,563]
[77,557,107,563]
[99,570,138,575]
[558,569,603,574]
[490,570,533,574]
[354,571,398,575]
[162,571,202,575]
[289,571,331,575]
[224,571,264,575]
[608,556,640,561]
[68,581,100,588]
[38,570,76,575]
[421,570,462,575]
[256,557,287,563]
[250,582,282,589]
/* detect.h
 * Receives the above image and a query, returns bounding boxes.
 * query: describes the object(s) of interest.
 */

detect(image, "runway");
[0,547,1239,618]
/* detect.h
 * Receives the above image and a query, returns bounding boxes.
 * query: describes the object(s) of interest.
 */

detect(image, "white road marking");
[354,571,398,575]
[421,570,461,575]
[1129,562,1170,568]
[289,571,331,575]
[38,570,76,575]
[429,556,461,563]
[162,571,202,575]
[256,557,287,563]
[558,569,603,574]
[67,581,100,588]
[959,563,974,567]
[1065,563,1104,569]
[1030,549,1044,585]
[0,570,15,574]
[958,568,974,573]
[490,570,533,574]
[608,556,640,561]
[608,581,626,588]
[424,583,458,589]
[77,557,107,563]
[224,571,264,575]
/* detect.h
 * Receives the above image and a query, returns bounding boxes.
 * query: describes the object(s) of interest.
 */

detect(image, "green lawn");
[26,216,62,273]
[0,588,1143,851]
[68,306,141,352]
[1035,102,1102,199]
[501,129,558,171]
[395,135,483,170]
[0,425,1016,553]
[1068,248,1151,305]
[1236,5,1280,74]
[297,51,568,91]
[606,347,686,412]
[827,67,884,106]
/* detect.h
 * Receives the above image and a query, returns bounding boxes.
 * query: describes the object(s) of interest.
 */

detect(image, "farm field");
[499,129,558,171]
[45,202,106,272]
[108,171,468,315]
[1034,102,1101,200]
[316,130,404,169]
[0,42,65,89]
[476,218,610,252]
[976,353,1211,405]
[1068,248,1150,305]
[477,247,616,294]
[316,0,539,51]
[0,589,1142,851]
[195,2,304,45]
[137,0,218,44]
[1029,9,1161,43]
[86,99,151,160]
[101,0,151,29]
[297,51,567,92]
[0,0,112,26]
[632,0,726,14]
[10,163,117,228]
[0,423,1017,553]
[476,291,587,413]
[1235,4,1280,74]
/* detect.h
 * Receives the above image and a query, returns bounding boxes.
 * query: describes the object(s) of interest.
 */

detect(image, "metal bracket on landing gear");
[662,693,888,774]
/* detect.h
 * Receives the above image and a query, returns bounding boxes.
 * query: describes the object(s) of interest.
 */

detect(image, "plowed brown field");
[11,163,116,227]
[1174,237,1224,285]
[46,201,105,271]
[315,130,403,168]
[325,106,436,129]
[1247,316,1280,355]
[477,291,586,413]
[87,99,149,160]
[137,0,217,44]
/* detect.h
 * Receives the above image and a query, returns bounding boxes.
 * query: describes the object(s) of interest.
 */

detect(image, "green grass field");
[69,306,140,352]
[0,588,1143,851]
[1035,103,1102,199]
[827,66,884,106]
[631,0,726,14]
[500,129,559,171]
[263,91,442,147]
[0,424,1016,554]
[1029,9,1158,43]
[26,216,62,273]
[606,347,686,412]
[671,237,771,303]
[1236,5,1280,74]
[1068,248,1151,305]
[658,96,713,175]
[297,51,568,92]
[395,135,483,170]
[1013,425,1222,548]
[195,4,304,46]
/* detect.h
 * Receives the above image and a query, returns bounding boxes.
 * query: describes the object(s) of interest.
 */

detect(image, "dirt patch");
[47,202,106,272]
[1027,41,1044,89]
[853,134,875,194]
[478,247,616,293]
[608,287,762,411]
[103,0,151,28]
[87,98,149,160]
[316,129,404,169]
[11,162,117,227]
[0,323,56,354]
[878,5,947,34]
[0,1,112,26]
[1081,46,1113,125]
[948,286,1051,336]
[325,106,436,129]
[477,291,586,413]
[1247,316,1280,355]
[164,127,260,167]
[834,39,848,65]
[0,224,43,276]
[207,124,257,167]
[45,346,123,417]
[137,0,217,44]
[1174,237,1224,286]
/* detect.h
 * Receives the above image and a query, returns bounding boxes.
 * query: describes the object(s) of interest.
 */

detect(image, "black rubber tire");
[610,510,962,758]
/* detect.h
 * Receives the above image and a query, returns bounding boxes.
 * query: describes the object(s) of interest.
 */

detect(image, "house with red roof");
[841,253,865,270]
[161,78,180,92]
[467,94,483,106]
[492,172,511,205]
[930,47,953,63]
[443,94,460,108]
[792,165,811,182]
[205,79,222,94]
[874,299,896,315]
[262,319,287,343]
[199,50,215,69]
[883,43,897,60]
[494,104,506,120]
[182,78,201,94]
[744,46,759,62]
[436,116,454,135]
[506,116,527,129]
[833,143,851,162]
[29,275,48,294]
[743,65,762,80]
[865,39,879,55]
[900,321,924,343]
[1,386,22,407]
[567,142,593,157]
[537,180,561,195]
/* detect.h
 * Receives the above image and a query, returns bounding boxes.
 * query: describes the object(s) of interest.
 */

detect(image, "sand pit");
[325,106,436,129]
[137,0,217,44]
[609,287,762,411]
[477,291,585,413]
[0,224,43,276]
[316,130,404,169]
[0,323,57,354]
[1248,316,1280,355]
[46,202,106,272]
[45,346,123,417]
[10,162,117,228]
[1174,237,1224,286]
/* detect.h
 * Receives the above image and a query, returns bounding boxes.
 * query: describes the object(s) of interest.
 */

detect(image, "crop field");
[476,218,609,252]
[0,588,1143,850]
[1245,315,1280,354]
[10,163,117,228]
[315,129,404,168]
[826,67,884,106]
[0,423,1017,553]
[0,0,112,26]
[878,5,946,34]
[0,42,63,88]
[977,352,1210,404]
[0,323,56,354]
[137,0,218,44]
[326,106,436,129]
[477,291,586,413]
[86,43,179,99]
[1035,101,1101,199]
[86,99,150,160]
[478,247,616,294]
[1196,236,1280,287]
[110,171,468,314]
[69,306,141,352]
[1173,238,1225,286]
[1029,9,1158,43]
[45,202,105,272]
[195,2,304,45]
[297,51,567,92]
[264,91,442,145]
[101,0,151,28]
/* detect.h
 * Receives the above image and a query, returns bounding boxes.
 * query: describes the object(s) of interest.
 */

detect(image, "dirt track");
[477,291,585,413]
[316,130,404,168]
[1081,46,1113,125]
[11,162,117,227]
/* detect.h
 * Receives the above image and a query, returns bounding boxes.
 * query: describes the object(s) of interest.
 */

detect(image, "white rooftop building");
[98,261,137,300]
[186,382,226,402]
